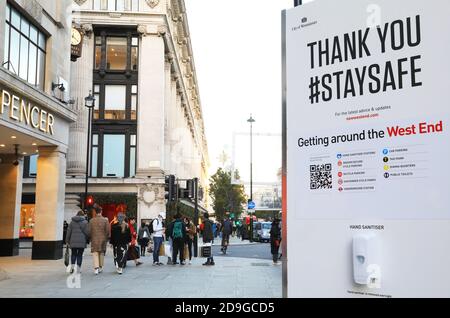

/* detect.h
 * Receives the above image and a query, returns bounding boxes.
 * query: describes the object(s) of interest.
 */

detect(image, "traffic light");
[165,175,177,202]
[187,179,195,199]
[86,195,94,208]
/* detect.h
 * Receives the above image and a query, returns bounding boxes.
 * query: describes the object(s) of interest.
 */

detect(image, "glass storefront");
[20,204,35,238]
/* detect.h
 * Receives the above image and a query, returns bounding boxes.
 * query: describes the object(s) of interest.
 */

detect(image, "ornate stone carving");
[73,0,87,6]
[145,0,160,9]
[157,25,168,37]
[81,24,93,38]
[137,24,148,37]
[138,184,165,208]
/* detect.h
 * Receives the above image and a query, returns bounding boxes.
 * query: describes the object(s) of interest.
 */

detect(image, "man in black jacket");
[201,213,215,266]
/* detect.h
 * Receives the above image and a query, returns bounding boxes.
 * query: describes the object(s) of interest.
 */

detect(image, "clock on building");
[71,27,83,61]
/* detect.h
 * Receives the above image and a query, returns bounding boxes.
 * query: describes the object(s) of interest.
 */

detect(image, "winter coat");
[110,222,132,246]
[66,216,89,248]
[270,221,281,241]
[222,219,233,235]
[185,223,196,241]
[202,219,214,243]
[88,215,110,253]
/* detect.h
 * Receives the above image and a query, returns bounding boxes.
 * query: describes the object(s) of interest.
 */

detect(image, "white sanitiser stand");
[353,233,381,288]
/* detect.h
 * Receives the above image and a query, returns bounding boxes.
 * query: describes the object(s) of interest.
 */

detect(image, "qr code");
[310,164,332,190]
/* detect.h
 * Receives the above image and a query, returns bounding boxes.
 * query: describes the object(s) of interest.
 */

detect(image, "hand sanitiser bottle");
[353,233,381,288]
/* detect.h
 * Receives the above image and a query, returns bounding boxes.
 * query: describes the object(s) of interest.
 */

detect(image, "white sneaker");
[94,268,99,275]
[77,266,82,273]
[98,267,103,273]
[188,261,192,265]
[118,268,123,275]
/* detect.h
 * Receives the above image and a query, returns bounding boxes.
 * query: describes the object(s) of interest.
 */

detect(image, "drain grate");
[251,263,270,267]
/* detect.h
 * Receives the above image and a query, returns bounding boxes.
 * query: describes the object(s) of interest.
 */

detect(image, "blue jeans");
[71,248,84,267]
[153,236,164,263]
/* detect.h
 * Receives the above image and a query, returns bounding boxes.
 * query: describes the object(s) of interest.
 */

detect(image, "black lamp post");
[247,114,255,242]
[84,91,95,211]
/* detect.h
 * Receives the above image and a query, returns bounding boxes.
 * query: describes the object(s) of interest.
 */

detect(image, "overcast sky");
[185,0,295,184]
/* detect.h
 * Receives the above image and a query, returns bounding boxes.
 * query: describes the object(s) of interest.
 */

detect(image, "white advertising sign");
[284,0,450,298]
[286,0,450,220]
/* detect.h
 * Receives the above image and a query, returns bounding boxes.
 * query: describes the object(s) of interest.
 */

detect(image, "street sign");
[248,201,256,210]
[248,209,255,214]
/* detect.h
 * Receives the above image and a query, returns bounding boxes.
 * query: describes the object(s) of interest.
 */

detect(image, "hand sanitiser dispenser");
[353,233,381,288]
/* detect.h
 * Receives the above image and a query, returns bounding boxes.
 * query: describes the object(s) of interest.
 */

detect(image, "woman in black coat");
[66,211,90,274]
[270,218,282,265]
[201,213,215,266]
[110,213,131,275]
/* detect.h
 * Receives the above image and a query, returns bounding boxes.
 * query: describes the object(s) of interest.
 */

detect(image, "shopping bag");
[64,245,70,267]
[199,243,212,258]
[183,244,189,260]
[159,242,165,256]
[165,243,172,257]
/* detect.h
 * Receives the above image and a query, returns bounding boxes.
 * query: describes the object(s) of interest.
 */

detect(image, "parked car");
[259,222,272,243]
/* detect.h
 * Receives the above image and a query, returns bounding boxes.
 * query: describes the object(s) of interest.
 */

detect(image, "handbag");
[127,245,139,260]
[64,245,70,267]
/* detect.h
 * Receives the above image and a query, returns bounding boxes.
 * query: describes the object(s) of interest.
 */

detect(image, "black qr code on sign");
[310,164,332,190]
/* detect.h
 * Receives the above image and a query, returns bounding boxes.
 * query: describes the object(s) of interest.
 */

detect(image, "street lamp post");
[247,114,255,242]
[84,92,96,212]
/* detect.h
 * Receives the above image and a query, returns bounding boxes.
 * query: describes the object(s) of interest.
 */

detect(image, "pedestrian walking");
[152,213,165,266]
[110,213,131,275]
[221,217,233,254]
[167,213,187,265]
[138,221,151,257]
[184,217,196,265]
[88,205,110,275]
[270,218,282,265]
[127,217,143,266]
[66,211,89,274]
[201,213,215,266]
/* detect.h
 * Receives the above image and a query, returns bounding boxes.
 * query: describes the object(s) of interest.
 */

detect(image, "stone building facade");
[0,0,76,259]
[65,0,210,222]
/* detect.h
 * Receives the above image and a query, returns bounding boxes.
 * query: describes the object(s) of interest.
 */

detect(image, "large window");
[94,34,139,72]
[90,133,136,178]
[93,83,137,120]
[23,155,38,178]
[93,0,139,11]
[3,3,46,89]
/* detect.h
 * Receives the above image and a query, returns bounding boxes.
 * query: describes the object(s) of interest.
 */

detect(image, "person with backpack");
[138,221,151,257]
[167,213,187,265]
[66,211,89,274]
[152,213,165,266]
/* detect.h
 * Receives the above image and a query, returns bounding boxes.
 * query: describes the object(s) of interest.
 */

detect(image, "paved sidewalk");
[0,248,281,298]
